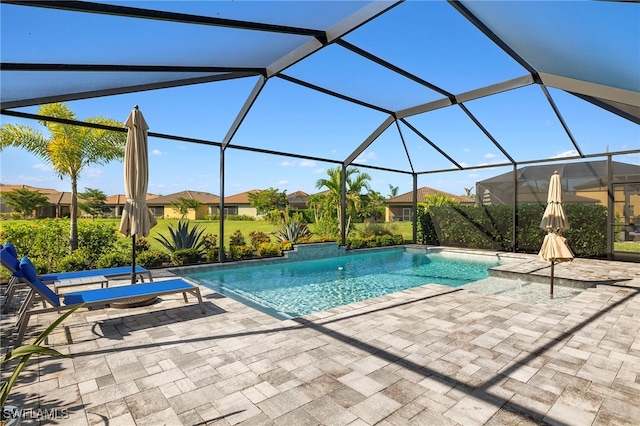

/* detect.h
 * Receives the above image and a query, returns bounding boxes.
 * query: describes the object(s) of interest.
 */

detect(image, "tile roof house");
[385,187,474,222]
[0,184,72,217]
[223,189,260,218]
[286,191,309,210]
[105,193,158,217]
[146,190,220,220]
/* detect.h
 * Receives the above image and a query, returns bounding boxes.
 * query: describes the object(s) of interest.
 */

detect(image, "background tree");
[0,103,126,252]
[248,188,288,215]
[463,187,476,201]
[423,193,459,207]
[359,190,386,222]
[388,184,399,199]
[78,187,109,220]
[1,188,49,218]
[307,192,329,223]
[171,197,202,220]
[315,166,372,236]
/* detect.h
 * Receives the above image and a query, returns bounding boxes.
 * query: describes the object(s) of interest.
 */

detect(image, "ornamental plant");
[1,305,83,410]
[154,220,206,253]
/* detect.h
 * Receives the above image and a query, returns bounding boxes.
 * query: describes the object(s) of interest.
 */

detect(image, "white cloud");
[18,174,50,183]
[151,149,166,156]
[356,151,377,163]
[551,150,578,159]
[83,167,104,178]
[484,153,497,159]
[277,180,288,185]
[298,160,317,167]
[32,163,52,172]
[281,159,318,168]
[312,168,325,174]
[463,148,471,153]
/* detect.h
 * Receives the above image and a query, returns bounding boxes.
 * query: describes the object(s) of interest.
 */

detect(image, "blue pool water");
[184,249,501,319]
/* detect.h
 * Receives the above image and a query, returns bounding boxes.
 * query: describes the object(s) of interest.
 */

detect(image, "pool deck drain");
[1,250,639,425]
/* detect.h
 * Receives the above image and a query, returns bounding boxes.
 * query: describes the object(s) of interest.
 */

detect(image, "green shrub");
[136,249,170,268]
[279,241,293,251]
[228,244,253,260]
[313,217,339,239]
[347,237,363,249]
[77,220,119,262]
[275,218,311,244]
[393,234,404,245]
[1,219,68,272]
[248,230,271,250]
[205,247,219,263]
[58,248,93,272]
[264,209,285,224]
[171,248,202,266]
[96,251,130,269]
[359,222,393,238]
[205,214,220,221]
[257,242,282,258]
[225,214,255,221]
[378,234,394,246]
[202,233,218,250]
[134,237,151,254]
[417,203,608,258]
[229,229,246,247]
[155,220,206,253]
[201,233,219,262]
[289,209,315,223]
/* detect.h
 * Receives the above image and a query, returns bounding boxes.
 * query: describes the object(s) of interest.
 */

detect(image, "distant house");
[0,184,71,218]
[223,189,260,218]
[105,193,158,217]
[287,191,309,209]
[385,187,474,222]
[146,190,220,220]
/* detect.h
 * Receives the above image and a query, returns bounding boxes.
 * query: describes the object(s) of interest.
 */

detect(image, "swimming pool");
[183,249,502,319]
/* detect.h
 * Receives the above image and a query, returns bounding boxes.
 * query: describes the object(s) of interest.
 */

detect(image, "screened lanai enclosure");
[1,1,639,260]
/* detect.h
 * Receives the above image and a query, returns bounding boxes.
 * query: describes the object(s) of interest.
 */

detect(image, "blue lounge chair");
[1,243,152,313]
[12,257,205,346]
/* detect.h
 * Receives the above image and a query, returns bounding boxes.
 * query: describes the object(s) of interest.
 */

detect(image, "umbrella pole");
[550,261,554,299]
[131,234,136,284]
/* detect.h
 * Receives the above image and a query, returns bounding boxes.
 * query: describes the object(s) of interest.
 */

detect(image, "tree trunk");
[69,176,78,252]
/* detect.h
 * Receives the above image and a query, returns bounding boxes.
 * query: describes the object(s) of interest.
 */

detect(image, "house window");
[224,206,238,218]
[402,208,412,221]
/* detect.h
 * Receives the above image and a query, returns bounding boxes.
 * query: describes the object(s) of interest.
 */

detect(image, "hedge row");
[417,203,607,258]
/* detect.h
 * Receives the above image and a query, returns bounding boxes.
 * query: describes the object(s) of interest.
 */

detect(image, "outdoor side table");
[54,275,109,293]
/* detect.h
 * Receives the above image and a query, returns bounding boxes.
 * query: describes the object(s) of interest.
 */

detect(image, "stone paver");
[1,250,639,425]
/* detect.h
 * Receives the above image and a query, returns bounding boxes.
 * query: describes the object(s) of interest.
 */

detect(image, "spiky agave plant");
[275,219,311,243]
[154,220,206,252]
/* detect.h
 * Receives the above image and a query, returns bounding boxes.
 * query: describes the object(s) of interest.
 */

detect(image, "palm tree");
[315,166,372,236]
[0,103,126,252]
[388,184,399,199]
[463,187,476,201]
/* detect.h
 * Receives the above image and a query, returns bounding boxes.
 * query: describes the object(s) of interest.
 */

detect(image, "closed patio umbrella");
[538,171,574,298]
[119,106,157,284]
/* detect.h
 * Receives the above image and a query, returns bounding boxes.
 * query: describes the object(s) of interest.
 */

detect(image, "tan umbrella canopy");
[538,171,574,298]
[119,106,157,283]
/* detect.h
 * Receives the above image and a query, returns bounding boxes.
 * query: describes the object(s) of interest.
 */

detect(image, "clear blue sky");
[1,1,638,199]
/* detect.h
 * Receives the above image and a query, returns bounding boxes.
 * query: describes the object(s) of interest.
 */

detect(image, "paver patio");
[1,251,639,425]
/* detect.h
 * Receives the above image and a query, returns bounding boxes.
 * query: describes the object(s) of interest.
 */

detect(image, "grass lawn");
[614,241,640,253]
